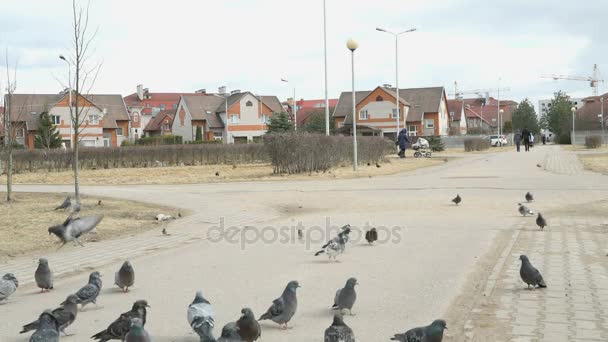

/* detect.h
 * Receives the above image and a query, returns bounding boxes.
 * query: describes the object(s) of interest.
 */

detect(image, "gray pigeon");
[519,255,547,289]
[91,300,150,341]
[218,322,243,342]
[21,294,79,336]
[518,203,534,217]
[35,258,53,293]
[187,290,215,342]
[315,234,347,262]
[332,278,358,315]
[259,280,300,329]
[29,311,60,342]
[115,261,135,292]
[236,308,261,342]
[391,319,447,342]
[525,192,534,202]
[54,196,71,211]
[72,202,81,215]
[536,213,547,230]
[324,314,355,342]
[75,271,102,310]
[452,194,461,206]
[124,318,151,342]
[48,214,103,249]
[0,273,19,302]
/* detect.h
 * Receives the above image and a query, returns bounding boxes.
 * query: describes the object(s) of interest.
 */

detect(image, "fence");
[571,130,608,146]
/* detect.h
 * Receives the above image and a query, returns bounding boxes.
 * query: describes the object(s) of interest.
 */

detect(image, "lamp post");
[375,27,416,140]
[571,106,577,146]
[601,97,605,146]
[323,0,330,135]
[499,109,504,137]
[347,38,358,171]
[59,55,72,148]
[220,85,229,144]
[281,78,297,131]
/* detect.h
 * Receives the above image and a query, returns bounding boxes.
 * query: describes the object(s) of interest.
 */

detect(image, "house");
[282,98,338,128]
[575,93,608,129]
[332,86,449,139]
[172,89,283,144]
[124,84,202,140]
[4,91,130,149]
[446,99,468,135]
[143,109,175,137]
[462,97,517,133]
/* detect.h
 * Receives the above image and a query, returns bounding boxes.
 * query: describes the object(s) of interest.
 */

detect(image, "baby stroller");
[412,138,432,158]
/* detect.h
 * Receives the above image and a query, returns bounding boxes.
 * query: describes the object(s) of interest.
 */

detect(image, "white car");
[488,135,508,146]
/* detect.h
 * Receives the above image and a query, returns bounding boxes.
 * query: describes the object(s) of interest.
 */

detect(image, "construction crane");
[541,64,604,96]
[449,81,511,101]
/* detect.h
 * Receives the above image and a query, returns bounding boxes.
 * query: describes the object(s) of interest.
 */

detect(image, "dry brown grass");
[579,153,608,175]
[0,157,445,185]
[562,145,608,152]
[0,193,179,259]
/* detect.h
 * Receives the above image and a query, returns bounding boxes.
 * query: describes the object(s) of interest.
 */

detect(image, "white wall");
[438,94,449,135]
[171,99,194,142]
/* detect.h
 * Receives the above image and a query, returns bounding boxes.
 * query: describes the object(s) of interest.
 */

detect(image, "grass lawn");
[579,153,608,175]
[561,145,608,152]
[0,193,180,259]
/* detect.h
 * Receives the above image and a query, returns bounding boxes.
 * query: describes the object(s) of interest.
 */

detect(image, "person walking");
[522,127,531,152]
[514,129,522,152]
[396,128,409,158]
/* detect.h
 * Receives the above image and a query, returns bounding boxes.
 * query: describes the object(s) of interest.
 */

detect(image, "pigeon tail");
[20,320,39,334]
[390,334,406,341]
[538,279,547,288]
[258,312,272,321]
[314,250,325,256]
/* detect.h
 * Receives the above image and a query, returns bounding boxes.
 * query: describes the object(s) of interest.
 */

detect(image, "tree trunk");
[73,132,80,204]
[6,147,13,202]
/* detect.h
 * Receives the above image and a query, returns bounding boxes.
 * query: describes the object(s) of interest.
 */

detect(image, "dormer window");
[376,96,383,102]
[246,101,253,107]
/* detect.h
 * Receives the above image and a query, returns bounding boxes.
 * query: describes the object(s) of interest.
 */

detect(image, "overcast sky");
[1,0,606,109]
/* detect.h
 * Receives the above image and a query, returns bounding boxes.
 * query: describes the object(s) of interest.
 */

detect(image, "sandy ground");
[579,153,608,175]
[0,193,178,259]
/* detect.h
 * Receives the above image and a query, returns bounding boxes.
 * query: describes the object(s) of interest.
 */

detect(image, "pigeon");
[72,202,81,214]
[518,203,534,217]
[28,310,60,342]
[35,258,54,293]
[21,294,79,336]
[536,163,542,168]
[75,271,102,310]
[365,228,378,245]
[236,308,261,342]
[161,228,170,236]
[315,234,347,261]
[124,318,151,342]
[218,322,242,342]
[48,214,104,249]
[215,172,220,177]
[115,261,135,292]
[297,228,303,240]
[519,255,547,289]
[367,162,371,166]
[339,225,352,244]
[0,273,19,302]
[391,319,448,342]
[98,200,103,206]
[525,192,534,202]
[187,290,215,342]
[536,213,547,230]
[324,314,355,342]
[452,194,461,206]
[376,163,381,168]
[155,214,174,221]
[332,278,358,315]
[54,196,71,211]
[178,212,182,218]
[259,280,300,329]
[91,300,150,341]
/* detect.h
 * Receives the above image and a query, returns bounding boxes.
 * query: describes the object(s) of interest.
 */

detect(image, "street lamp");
[59,55,72,148]
[347,38,358,171]
[571,106,577,146]
[281,78,297,131]
[601,97,605,146]
[323,0,330,135]
[375,27,416,140]
[499,109,504,136]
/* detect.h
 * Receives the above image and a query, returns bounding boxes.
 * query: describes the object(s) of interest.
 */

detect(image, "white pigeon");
[315,234,347,262]
[518,203,534,217]
[187,290,215,342]
[155,214,174,222]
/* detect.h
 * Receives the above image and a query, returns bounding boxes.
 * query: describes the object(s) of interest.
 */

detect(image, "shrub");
[135,135,183,146]
[585,135,602,149]
[556,134,571,145]
[464,138,490,152]
[423,136,445,152]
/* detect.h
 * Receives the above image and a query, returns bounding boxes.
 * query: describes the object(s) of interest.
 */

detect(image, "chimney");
[195,89,207,94]
[102,108,108,115]
[218,86,227,95]
[382,83,392,88]
[231,89,241,95]
[136,84,144,101]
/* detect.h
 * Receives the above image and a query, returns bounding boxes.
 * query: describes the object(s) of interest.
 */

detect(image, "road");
[1,145,606,341]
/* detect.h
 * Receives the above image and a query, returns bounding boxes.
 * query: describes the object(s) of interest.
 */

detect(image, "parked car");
[488,135,508,146]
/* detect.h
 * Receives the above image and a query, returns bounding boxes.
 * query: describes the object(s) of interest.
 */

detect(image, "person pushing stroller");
[396,128,409,158]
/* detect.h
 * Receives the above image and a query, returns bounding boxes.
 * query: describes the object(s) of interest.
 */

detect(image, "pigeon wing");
[268,297,285,318]
[76,283,98,303]
[404,327,425,342]
[69,215,103,238]
[0,280,16,300]
[332,289,341,308]
[188,302,215,328]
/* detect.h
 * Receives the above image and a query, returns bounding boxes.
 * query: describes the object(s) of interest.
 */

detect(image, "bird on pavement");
[28,310,60,342]
[98,200,103,206]
[75,271,102,310]
[365,228,378,245]
[236,308,261,342]
[187,290,215,342]
[54,196,71,211]
[35,258,53,293]
[519,255,546,289]
[452,194,461,206]
[324,314,355,342]
[124,318,151,342]
[48,215,104,249]
[218,322,242,342]
[338,225,351,244]
[21,294,79,336]
[0,273,19,302]
[536,213,547,230]
[315,234,347,261]
[115,261,135,292]
[376,163,381,168]
[215,171,220,177]
[525,192,534,202]
[391,319,448,342]
[259,280,300,329]
[332,278,358,315]
[91,300,150,341]
[518,203,534,217]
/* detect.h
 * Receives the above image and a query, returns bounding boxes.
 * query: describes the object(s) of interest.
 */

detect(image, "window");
[213,131,223,141]
[246,101,253,107]
[89,115,100,125]
[145,103,150,108]
[160,104,166,110]
[376,95,384,102]
[408,125,418,136]
[261,115,270,124]
[450,111,455,117]
[391,108,399,119]
[51,115,61,125]
[16,128,25,138]
[163,120,170,131]
[425,119,434,128]
[359,109,368,120]
[116,127,124,136]
[30,111,37,115]
[133,113,139,123]
[230,114,239,124]
[172,103,177,109]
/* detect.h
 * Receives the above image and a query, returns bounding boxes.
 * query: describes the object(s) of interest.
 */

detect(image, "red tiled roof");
[124,92,202,115]
[446,100,464,121]
[144,109,175,132]
[464,104,515,127]
[575,93,608,125]
[296,99,339,109]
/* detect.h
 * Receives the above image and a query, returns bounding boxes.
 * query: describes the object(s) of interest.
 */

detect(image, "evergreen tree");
[34,112,62,149]
[546,91,573,143]
[302,110,335,134]
[265,112,294,134]
[195,125,203,141]
[511,99,539,133]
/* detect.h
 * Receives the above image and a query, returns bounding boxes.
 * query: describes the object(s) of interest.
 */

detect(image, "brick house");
[4,91,130,149]
[143,109,175,137]
[462,97,517,133]
[574,93,608,130]
[172,89,283,144]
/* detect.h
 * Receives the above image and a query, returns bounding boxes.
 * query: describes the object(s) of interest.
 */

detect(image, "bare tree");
[63,0,101,205]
